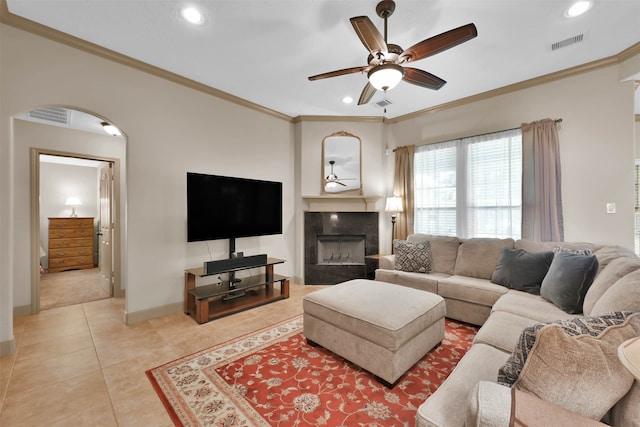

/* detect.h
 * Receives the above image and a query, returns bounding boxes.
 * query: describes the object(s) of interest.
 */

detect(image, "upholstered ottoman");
[303,279,445,387]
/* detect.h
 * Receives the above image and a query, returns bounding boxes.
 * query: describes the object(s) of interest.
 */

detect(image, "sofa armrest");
[378,254,395,270]
[466,381,511,427]
[466,381,608,427]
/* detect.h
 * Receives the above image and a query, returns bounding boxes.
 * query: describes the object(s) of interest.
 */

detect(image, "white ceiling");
[6,0,640,119]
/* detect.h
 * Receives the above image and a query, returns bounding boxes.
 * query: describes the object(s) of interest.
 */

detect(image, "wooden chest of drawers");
[48,217,95,273]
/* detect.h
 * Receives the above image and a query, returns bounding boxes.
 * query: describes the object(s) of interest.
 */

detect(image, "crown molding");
[0,0,293,123]
[2,0,638,126]
[387,45,640,124]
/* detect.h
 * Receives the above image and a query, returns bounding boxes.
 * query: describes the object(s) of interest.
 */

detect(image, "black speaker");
[204,254,268,275]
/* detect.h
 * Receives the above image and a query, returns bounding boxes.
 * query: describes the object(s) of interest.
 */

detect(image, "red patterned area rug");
[147,315,477,427]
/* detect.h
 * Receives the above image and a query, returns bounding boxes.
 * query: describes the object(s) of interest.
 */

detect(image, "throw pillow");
[497,311,633,387]
[513,313,640,420]
[553,246,593,256]
[393,239,432,273]
[490,248,554,294]
[540,251,599,313]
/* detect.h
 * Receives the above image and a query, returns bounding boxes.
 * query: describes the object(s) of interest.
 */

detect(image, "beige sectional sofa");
[374,234,640,427]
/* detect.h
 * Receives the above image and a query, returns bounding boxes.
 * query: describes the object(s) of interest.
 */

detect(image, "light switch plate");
[606,203,616,214]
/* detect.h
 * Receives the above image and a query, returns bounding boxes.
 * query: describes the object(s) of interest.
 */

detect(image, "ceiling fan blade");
[308,66,370,81]
[399,23,477,63]
[403,68,446,90]
[357,82,377,105]
[350,16,388,55]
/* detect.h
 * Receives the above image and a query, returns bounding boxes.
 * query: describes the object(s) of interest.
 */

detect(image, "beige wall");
[386,64,638,247]
[1,25,295,332]
[2,21,640,354]
[293,119,388,279]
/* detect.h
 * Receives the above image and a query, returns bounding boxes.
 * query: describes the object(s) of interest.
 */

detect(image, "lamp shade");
[65,197,81,206]
[619,336,640,381]
[368,64,405,91]
[65,197,81,217]
[385,196,403,213]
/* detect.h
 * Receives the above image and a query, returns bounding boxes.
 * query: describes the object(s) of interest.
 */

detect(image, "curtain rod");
[393,118,563,152]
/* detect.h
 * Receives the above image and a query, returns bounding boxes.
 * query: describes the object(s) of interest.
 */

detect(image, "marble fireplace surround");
[303,197,380,284]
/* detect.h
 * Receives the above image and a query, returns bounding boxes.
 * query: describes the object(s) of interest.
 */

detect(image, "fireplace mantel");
[302,195,381,212]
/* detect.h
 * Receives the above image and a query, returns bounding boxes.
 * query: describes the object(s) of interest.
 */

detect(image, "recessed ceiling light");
[342,96,353,104]
[566,1,592,17]
[181,6,204,25]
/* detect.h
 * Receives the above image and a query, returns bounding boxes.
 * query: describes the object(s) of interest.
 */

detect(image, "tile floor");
[0,283,324,426]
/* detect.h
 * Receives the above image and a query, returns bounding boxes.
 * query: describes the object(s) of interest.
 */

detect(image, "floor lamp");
[385,196,403,254]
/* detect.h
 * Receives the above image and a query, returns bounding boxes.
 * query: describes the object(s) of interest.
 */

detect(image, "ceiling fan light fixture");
[368,64,405,91]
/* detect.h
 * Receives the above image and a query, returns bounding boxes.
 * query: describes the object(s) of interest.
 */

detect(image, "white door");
[98,162,113,295]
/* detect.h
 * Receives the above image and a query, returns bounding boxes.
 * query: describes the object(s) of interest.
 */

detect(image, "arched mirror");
[322,131,362,195]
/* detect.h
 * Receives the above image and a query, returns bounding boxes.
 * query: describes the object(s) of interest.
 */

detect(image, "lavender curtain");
[521,119,564,241]
[393,145,415,240]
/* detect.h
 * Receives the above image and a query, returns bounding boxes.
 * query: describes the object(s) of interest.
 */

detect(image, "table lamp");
[618,336,640,381]
[65,197,81,217]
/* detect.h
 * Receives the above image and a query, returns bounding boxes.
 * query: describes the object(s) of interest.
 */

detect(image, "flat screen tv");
[187,172,283,242]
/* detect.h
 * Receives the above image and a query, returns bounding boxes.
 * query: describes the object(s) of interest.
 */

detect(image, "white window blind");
[414,129,522,239]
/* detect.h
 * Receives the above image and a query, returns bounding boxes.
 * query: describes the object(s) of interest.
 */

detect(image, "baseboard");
[13,304,32,317]
[0,338,16,357]
[124,301,183,324]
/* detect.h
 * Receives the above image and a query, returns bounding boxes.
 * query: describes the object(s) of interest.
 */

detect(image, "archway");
[15,106,126,314]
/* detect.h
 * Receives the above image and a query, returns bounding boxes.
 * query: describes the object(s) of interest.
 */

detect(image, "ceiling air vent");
[28,107,70,124]
[376,99,392,108]
[551,34,584,51]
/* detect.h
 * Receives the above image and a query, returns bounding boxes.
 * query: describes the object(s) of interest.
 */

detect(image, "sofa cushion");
[593,245,639,274]
[377,270,443,294]
[591,268,640,315]
[393,239,432,273]
[583,256,640,315]
[513,314,640,421]
[473,311,538,353]
[490,248,554,294]
[408,234,460,274]
[454,238,515,279]
[492,290,581,323]
[438,275,509,307]
[497,311,633,387]
[540,251,599,313]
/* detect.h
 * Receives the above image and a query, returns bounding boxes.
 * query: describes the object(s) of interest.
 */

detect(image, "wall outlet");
[606,203,616,214]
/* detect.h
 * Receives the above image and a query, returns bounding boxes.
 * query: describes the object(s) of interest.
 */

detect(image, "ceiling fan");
[308,0,477,105]
[325,160,354,188]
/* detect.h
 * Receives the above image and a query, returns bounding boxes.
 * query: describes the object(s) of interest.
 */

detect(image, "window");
[414,129,522,239]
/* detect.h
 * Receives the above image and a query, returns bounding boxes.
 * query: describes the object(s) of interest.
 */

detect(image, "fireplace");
[304,212,378,284]
[317,235,366,265]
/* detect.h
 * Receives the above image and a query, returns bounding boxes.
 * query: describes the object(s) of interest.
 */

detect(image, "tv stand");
[184,257,289,324]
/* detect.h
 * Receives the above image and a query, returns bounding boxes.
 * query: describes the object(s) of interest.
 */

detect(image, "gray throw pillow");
[491,248,554,294]
[393,239,432,273]
[540,252,599,313]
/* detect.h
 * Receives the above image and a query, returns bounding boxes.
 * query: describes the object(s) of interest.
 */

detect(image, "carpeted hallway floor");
[40,268,111,310]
